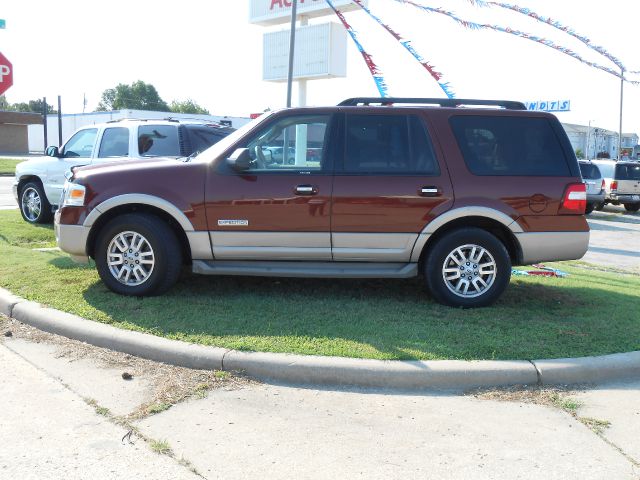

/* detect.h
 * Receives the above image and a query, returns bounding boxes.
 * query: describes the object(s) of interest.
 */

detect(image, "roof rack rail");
[338,97,527,110]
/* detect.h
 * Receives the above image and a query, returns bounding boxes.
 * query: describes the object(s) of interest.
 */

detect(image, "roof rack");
[338,97,527,110]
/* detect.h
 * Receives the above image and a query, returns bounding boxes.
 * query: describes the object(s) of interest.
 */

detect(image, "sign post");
[0,52,13,96]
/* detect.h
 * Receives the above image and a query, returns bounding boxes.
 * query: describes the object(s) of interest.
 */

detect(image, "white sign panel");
[263,22,347,81]
[525,100,571,112]
[250,0,365,26]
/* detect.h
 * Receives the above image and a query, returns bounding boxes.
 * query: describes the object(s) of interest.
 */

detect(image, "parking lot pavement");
[2,328,638,480]
[0,176,17,210]
[585,206,640,273]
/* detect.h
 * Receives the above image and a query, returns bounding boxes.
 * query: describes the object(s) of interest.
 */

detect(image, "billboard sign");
[525,100,571,112]
[263,22,347,81]
[249,0,365,26]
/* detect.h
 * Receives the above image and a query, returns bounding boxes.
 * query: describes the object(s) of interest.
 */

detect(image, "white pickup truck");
[13,119,233,223]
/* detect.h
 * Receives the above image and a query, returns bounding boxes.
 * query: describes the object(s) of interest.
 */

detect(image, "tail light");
[610,180,618,192]
[601,179,605,191]
[559,182,586,214]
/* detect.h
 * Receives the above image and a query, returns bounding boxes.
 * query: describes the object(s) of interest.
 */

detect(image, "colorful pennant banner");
[394,0,640,85]
[352,0,454,98]
[326,0,389,97]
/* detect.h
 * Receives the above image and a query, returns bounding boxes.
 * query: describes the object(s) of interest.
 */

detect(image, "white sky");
[1,0,639,135]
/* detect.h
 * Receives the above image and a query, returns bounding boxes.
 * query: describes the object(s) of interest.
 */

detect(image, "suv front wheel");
[424,228,511,308]
[95,214,182,296]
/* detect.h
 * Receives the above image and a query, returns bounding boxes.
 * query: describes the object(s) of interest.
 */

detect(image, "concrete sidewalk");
[0,343,198,480]
[2,326,639,480]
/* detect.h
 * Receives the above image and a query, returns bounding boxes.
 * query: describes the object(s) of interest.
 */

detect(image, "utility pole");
[57,95,62,146]
[618,67,624,159]
[286,0,298,108]
[42,96,48,149]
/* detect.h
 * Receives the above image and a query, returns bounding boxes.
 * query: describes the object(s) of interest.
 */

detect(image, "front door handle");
[295,184,317,196]
[420,186,441,197]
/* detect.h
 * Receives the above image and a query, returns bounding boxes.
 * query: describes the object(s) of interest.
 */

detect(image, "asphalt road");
[0,176,17,210]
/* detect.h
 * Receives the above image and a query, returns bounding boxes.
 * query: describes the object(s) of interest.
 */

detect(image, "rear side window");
[579,163,601,180]
[615,163,640,180]
[138,125,180,157]
[184,126,233,155]
[343,114,439,174]
[98,127,129,158]
[450,116,570,176]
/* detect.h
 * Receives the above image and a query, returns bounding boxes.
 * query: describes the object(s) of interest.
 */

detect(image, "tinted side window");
[62,129,98,158]
[98,127,129,158]
[184,126,233,156]
[343,115,438,174]
[138,125,180,157]
[615,163,640,180]
[579,163,601,179]
[450,116,571,176]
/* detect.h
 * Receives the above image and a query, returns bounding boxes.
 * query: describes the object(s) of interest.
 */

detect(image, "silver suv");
[13,119,234,223]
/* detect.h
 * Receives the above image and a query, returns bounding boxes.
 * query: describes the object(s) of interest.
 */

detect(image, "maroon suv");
[55,98,589,308]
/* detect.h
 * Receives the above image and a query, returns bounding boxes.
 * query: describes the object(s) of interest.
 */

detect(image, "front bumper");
[54,209,90,264]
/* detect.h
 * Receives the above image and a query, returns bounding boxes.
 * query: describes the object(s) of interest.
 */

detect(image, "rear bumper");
[586,191,605,204]
[54,210,90,264]
[610,193,640,204]
[515,231,590,265]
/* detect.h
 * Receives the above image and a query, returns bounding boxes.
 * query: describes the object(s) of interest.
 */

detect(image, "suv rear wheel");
[20,181,53,224]
[95,214,182,296]
[623,203,640,213]
[424,227,511,308]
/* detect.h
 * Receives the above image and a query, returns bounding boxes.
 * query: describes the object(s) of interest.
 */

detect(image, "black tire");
[624,203,640,213]
[424,227,511,308]
[594,202,605,211]
[585,203,595,214]
[19,181,53,224]
[95,214,182,296]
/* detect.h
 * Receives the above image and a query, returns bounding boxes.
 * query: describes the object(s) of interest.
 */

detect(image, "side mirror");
[46,146,60,157]
[226,148,251,172]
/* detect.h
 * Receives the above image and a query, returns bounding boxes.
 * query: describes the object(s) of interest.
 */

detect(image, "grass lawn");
[1,209,638,361]
[0,158,22,176]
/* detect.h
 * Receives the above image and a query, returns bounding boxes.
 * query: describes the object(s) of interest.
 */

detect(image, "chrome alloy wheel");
[107,231,155,286]
[441,243,497,298]
[21,187,42,222]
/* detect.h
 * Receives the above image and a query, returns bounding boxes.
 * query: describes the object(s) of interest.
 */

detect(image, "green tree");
[169,99,210,115]
[575,148,584,159]
[0,96,55,113]
[96,80,170,112]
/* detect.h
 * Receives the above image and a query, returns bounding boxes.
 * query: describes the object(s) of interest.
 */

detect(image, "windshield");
[191,112,275,163]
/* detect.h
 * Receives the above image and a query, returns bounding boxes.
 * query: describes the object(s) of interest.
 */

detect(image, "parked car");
[591,159,640,212]
[578,160,605,214]
[13,119,234,224]
[55,97,589,308]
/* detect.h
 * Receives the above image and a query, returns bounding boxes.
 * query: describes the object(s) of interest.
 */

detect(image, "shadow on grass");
[78,269,640,361]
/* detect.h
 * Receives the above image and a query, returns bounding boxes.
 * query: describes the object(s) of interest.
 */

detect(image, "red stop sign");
[0,52,13,96]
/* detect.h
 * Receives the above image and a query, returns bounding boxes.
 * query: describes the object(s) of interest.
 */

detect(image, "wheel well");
[418,216,521,271]
[17,175,43,194]
[86,204,192,265]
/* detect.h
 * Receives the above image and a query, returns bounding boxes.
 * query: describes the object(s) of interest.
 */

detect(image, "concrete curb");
[2,287,639,390]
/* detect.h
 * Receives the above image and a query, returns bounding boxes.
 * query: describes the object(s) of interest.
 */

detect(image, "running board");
[192,260,418,278]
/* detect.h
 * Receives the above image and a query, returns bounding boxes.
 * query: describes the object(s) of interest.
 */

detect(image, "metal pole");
[42,96,48,150]
[618,67,624,159]
[285,0,298,108]
[57,95,62,146]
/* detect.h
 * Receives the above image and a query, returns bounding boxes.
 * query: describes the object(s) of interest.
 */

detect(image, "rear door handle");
[295,184,317,195]
[420,186,441,197]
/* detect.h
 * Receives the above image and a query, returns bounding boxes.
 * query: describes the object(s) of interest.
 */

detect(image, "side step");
[192,260,418,279]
